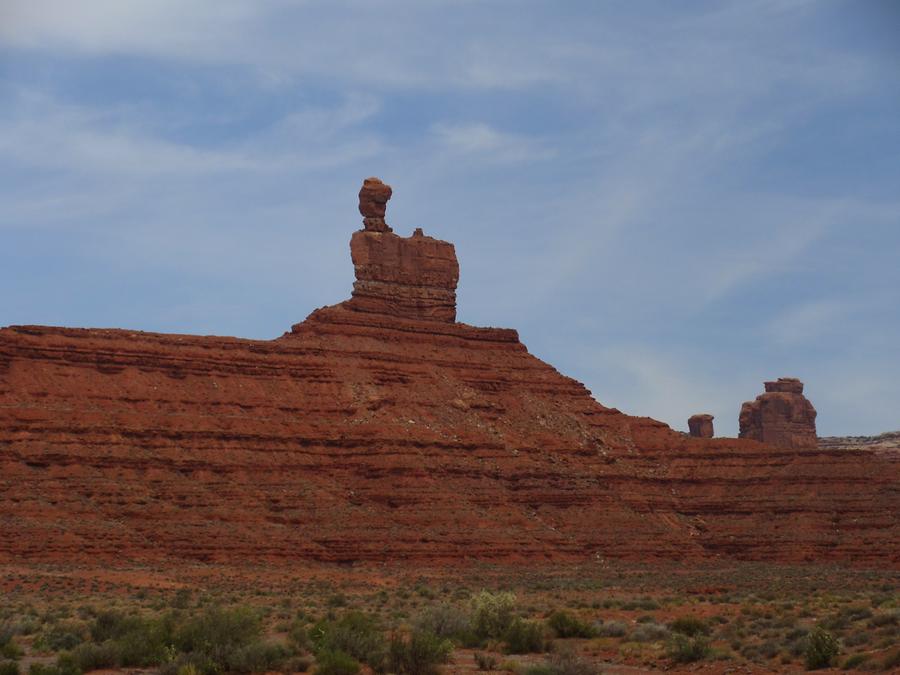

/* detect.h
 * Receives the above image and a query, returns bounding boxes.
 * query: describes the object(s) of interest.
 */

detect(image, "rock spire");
[688,414,714,438]
[348,177,459,322]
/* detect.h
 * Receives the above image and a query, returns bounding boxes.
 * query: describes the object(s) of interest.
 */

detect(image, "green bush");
[174,606,265,673]
[594,620,627,638]
[69,641,122,671]
[840,653,869,670]
[470,592,517,641]
[524,650,597,675]
[0,661,20,675]
[315,650,360,675]
[0,641,21,661]
[388,630,453,674]
[310,612,386,671]
[669,616,709,637]
[35,624,85,652]
[503,618,545,654]
[804,627,839,670]
[881,650,900,670]
[29,653,80,675]
[666,634,710,663]
[228,642,290,673]
[524,667,554,675]
[474,652,498,671]
[415,603,472,643]
[546,612,595,639]
[630,623,669,643]
[287,619,309,653]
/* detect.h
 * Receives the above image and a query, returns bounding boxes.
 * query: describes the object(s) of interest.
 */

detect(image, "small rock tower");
[739,377,817,449]
[688,414,714,438]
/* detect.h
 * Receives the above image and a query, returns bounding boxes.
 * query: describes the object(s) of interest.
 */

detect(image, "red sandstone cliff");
[0,179,897,567]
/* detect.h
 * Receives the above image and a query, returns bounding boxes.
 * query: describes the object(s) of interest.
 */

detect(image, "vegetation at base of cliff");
[1,562,898,674]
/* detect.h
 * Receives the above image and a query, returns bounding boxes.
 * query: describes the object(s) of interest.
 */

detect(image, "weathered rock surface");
[359,176,393,233]
[739,378,818,449]
[688,414,714,438]
[0,182,897,568]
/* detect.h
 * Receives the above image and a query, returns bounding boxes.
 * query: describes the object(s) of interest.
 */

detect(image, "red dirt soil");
[1,179,898,569]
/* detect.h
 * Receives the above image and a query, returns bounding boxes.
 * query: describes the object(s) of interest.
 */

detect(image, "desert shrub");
[287,619,309,653]
[0,640,21,661]
[86,609,173,666]
[31,653,80,675]
[882,650,900,670]
[804,627,839,670]
[69,641,122,671]
[669,616,709,637]
[630,623,669,643]
[310,612,386,671]
[282,655,312,673]
[523,667,554,675]
[620,598,660,611]
[869,612,899,628]
[546,612,595,639]
[504,618,545,654]
[471,592,517,640]
[387,630,453,675]
[666,634,710,663]
[231,642,290,673]
[82,611,164,667]
[35,623,85,652]
[757,640,780,660]
[594,620,627,638]
[415,603,473,643]
[546,650,598,675]
[474,652,498,671]
[314,650,360,675]
[0,661,19,675]
[841,653,869,670]
[174,605,284,673]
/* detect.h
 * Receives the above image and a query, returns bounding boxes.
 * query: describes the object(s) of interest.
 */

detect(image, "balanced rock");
[688,414,714,438]
[739,377,817,448]
[348,178,459,322]
[359,176,393,232]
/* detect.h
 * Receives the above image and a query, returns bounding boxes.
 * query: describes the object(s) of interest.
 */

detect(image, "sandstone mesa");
[0,179,897,568]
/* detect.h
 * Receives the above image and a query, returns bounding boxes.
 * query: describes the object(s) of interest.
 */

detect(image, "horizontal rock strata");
[0,179,897,568]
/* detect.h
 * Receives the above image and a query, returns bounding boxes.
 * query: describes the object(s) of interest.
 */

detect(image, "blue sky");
[2,0,898,437]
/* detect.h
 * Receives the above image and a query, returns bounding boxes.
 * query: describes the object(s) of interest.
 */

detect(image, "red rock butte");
[0,179,898,568]
[739,377,818,449]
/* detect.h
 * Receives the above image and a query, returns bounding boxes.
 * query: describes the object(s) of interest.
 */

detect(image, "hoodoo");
[0,180,898,568]
[739,377,818,449]
[688,414,714,438]
[346,178,459,323]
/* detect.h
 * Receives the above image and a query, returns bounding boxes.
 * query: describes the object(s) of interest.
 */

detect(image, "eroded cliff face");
[0,180,897,568]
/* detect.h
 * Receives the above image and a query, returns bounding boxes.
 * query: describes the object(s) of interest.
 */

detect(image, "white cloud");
[764,299,849,347]
[430,122,553,163]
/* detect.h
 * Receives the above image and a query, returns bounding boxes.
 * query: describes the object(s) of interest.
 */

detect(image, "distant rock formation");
[348,178,459,322]
[819,431,900,453]
[1,181,898,569]
[688,414,714,438]
[739,377,817,449]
